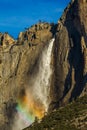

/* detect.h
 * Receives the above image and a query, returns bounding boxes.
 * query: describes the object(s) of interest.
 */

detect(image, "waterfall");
[12,38,55,130]
[33,38,55,111]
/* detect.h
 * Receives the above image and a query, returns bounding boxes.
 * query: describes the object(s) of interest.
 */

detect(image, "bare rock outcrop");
[0,23,55,129]
[0,33,15,46]
[49,0,87,109]
[0,0,87,129]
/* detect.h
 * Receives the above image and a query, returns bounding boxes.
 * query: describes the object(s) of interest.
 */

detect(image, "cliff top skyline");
[0,0,70,38]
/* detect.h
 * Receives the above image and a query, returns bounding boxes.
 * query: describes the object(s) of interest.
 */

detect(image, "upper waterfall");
[34,38,55,111]
[12,38,55,130]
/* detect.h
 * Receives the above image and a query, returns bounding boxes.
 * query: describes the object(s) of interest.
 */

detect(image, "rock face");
[0,0,87,129]
[0,33,15,46]
[50,0,87,109]
[0,23,55,129]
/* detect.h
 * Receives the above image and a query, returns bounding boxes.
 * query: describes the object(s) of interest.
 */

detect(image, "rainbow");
[16,103,35,125]
[16,89,45,125]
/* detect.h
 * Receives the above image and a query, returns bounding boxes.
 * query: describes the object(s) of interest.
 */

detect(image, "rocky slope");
[0,0,87,129]
[23,95,87,130]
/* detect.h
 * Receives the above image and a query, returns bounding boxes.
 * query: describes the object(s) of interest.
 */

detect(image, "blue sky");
[0,0,70,38]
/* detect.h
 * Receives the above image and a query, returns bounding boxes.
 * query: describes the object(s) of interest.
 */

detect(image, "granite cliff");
[0,22,56,130]
[50,0,87,109]
[0,32,15,46]
[0,0,87,130]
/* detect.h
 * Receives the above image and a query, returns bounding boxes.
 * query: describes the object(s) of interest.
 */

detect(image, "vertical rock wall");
[49,0,87,109]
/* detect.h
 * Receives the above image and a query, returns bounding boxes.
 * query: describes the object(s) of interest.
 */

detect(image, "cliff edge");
[49,0,87,109]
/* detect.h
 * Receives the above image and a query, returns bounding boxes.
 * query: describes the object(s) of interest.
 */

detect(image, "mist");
[12,38,55,130]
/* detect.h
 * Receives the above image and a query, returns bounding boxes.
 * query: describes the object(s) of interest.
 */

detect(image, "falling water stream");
[34,38,55,111]
[12,38,55,130]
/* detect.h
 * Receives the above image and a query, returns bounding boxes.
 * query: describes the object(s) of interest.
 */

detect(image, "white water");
[33,38,55,111]
[12,38,55,130]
